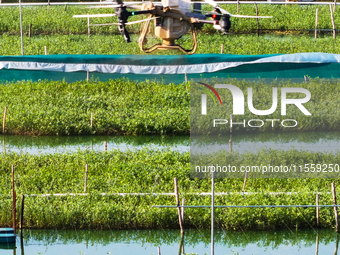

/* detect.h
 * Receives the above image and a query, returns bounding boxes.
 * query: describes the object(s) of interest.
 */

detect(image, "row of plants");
[0,79,189,135]
[0,78,338,135]
[1,33,340,55]
[0,149,339,229]
[0,4,338,35]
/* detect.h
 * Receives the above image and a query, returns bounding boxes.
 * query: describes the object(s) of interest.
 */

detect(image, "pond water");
[0,228,339,255]
[0,131,339,154]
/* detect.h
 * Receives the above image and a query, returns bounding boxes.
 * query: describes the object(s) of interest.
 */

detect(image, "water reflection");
[1,229,340,255]
[191,131,340,155]
[1,131,340,155]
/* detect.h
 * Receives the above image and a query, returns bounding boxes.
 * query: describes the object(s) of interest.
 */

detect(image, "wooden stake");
[334,0,337,12]
[3,106,7,134]
[304,75,308,83]
[44,46,47,55]
[330,4,336,39]
[65,3,67,12]
[237,0,240,13]
[332,182,338,232]
[316,194,319,227]
[316,235,319,255]
[243,172,248,191]
[20,195,24,229]
[158,246,161,255]
[315,8,319,39]
[90,112,93,127]
[174,178,184,234]
[84,164,88,193]
[220,44,224,54]
[230,114,233,133]
[254,3,259,37]
[12,165,16,234]
[229,139,232,152]
[87,69,90,82]
[184,73,188,83]
[29,23,32,38]
[104,141,107,151]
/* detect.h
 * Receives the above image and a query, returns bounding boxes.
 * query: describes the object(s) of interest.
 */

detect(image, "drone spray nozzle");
[219,15,231,33]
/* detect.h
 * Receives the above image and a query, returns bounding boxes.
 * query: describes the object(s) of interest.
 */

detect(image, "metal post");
[211,170,214,255]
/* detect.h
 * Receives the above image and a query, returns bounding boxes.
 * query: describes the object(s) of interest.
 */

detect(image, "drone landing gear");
[139,28,198,55]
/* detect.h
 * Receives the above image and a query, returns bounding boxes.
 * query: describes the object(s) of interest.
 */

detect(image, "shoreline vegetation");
[0,150,340,230]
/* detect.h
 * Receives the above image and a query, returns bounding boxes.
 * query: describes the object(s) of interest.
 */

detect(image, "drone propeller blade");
[87,3,143,9]
[204,0,231,15]
[110,17,158,26]
[231,14,272,18]
[73,13,117,18]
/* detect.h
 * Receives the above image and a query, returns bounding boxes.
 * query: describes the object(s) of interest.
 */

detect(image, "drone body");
[74,0,272,54]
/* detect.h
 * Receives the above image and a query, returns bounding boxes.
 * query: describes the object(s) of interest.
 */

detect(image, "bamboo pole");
[211,170,215,255]
[254,3,259,36]
[184,73,188,83]
[316,194,319,227]
[104,141,107,151]
[243,172,248,190]
[332,182,338,232]
[84,164,88,193]
[47,0,50,13]
[230,114,233,133]
[330,4,336,39]
[44,46,47,55]
[3,106,7,134]
[315,8,319,39]
[87,69,90,82]
[90,112,93,127]
[19,0,23,55]
[316,235,319,255]
[158,246,161,255]
[229,138,232,152]
[220,44,224,54]
[12,165,16,234]
[65,3,67,12]
[237,0,240,13]
[20,195,24,229]
[174,178,184,234]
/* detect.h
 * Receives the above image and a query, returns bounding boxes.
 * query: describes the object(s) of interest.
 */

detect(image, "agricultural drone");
[74,0,272,54]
